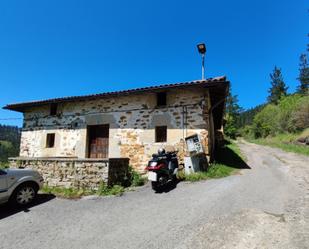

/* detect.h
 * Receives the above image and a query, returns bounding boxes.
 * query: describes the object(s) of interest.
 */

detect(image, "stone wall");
[19,86,212,172]
[9,157,129,189]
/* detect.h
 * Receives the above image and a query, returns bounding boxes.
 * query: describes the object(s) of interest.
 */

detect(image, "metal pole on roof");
[197,43,206,80]
[202,53,205,80]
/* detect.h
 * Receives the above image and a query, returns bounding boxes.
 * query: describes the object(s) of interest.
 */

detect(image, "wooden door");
[88,125,109,158]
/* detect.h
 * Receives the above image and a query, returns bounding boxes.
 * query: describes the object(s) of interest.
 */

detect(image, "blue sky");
[0,0,308,127]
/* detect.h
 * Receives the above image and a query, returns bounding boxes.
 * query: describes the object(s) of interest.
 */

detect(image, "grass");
[41,182,125,199]
[0,161,9,169]
[41,185,95,199]
[0,140,13,149]
[96,183,125,196]
[40,167,146,199]
[226,140,246,162]
[127,166,148,187]
[16,141,247,195]
[184,163,235,182]
[184,140,248,182]
[247,129,309,157]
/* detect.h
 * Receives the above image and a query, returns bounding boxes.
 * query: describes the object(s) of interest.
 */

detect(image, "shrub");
[252,104,279,138]
[184,171,208,182]
[239,125,255,139]
[127,166,147,187]
[277,94,304,132]
[224,114,238,139]
[184,163,235,182]
[249,94,309,138]
[206,163,235,178]
[241,93,309,139]
[41,185,95,198]
[96,182,124,196]
[42,183,126,198]
[0,161,9,169]
[0,140,16,162]
[290,97,309,131]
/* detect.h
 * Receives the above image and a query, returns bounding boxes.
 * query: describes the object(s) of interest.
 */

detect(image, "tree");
[252,104,280,138]
[224,87,243,139]
[267,66,288,104]
[297,53,309,94]
[0,125,20,163]
[236,104,265,128]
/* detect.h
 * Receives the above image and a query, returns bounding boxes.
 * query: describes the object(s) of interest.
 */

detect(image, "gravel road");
[0,141,308,249]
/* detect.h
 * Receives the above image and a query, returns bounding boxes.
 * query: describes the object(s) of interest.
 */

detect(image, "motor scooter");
[146,148,179,191]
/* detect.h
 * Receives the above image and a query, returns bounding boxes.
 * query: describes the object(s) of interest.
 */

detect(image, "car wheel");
[11,183,37,206]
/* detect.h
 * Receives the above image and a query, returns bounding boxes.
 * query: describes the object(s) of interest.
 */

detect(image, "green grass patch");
[41,182,126,199]
[0,161,9,169]
[214,140,249,169]
[206,163,236,178]
[41,185,95,199]
[40,166,147,199]
[184,163,235,182]
[226,140,246,162]
[247,132,309,156]
[96,182,125,196]
[184,140,248,182]
[0,140,11,147]
[127,166,147,187]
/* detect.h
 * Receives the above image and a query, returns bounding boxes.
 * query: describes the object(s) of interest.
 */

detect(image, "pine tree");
[236,104,265,128]
[297,53,309,95]
[267,66,288,104]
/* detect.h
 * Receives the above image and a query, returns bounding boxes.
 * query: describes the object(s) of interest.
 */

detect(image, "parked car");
[0,168,44,206]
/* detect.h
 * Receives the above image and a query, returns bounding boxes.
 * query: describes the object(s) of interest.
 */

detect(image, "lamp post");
[197,43,206,80]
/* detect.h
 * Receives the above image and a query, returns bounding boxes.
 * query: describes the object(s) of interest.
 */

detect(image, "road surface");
[0,141,308,249]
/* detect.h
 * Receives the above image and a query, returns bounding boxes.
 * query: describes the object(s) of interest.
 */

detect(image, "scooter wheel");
[151,181,162,192]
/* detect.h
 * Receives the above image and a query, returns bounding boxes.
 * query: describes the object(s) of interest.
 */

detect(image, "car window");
[0,169,7,175]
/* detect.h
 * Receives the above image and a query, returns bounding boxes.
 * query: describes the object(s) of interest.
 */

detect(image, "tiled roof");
[3,76,228,112]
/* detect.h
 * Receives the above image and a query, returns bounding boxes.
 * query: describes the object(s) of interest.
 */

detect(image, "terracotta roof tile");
[3,76,228,112]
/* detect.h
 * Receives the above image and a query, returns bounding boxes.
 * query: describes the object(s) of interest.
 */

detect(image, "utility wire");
[0,118,22,120]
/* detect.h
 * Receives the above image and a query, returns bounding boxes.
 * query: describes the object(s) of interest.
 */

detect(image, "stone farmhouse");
[4,76,229,188]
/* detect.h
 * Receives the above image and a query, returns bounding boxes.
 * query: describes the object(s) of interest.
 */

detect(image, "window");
[46,133,55,148]
[50,103,58,116]
[155,126,167,142]
[156,92,167,106]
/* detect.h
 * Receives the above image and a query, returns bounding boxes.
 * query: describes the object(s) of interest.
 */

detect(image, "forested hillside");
[240,94,309,139]
[0,124,21,165]
[224,31,309,155]
[236,104,265,128]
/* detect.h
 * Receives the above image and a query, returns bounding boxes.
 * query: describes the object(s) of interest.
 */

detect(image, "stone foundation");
[9,157,129,189]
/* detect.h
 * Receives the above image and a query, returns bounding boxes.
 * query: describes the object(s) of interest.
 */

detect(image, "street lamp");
[197,43,206,80]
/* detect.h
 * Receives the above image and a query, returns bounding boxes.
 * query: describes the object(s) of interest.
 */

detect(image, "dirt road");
[183,140,309,248]
[0,141,308,249]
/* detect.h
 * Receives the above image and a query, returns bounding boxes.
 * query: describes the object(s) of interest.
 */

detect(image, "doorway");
[87,124,109,158]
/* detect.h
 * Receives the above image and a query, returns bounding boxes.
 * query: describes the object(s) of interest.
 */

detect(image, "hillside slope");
[0,124,20,164]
